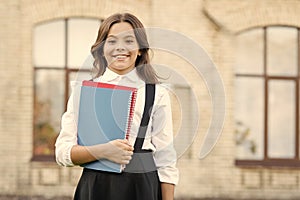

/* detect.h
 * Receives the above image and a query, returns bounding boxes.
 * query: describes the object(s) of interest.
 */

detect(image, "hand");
[102,139,134,164]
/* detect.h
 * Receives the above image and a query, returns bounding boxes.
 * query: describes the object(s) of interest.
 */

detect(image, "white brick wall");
[0,0,21,195]
[1,0,300,199]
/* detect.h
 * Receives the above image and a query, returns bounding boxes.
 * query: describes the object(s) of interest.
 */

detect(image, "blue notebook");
[77,81,137,173]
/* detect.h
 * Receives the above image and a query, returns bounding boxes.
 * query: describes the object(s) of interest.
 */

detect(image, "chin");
[113,63,135,70]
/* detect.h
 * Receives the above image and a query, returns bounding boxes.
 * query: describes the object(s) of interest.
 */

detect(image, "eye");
[125,39,135,44]
[107,39,116,45]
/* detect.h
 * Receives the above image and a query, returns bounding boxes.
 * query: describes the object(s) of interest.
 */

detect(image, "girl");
[55,13,178,200]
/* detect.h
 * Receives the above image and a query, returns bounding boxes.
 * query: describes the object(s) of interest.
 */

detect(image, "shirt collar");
[97,68,141,83]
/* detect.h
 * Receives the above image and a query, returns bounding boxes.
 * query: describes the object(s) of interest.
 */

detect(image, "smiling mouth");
[112,54,130,59]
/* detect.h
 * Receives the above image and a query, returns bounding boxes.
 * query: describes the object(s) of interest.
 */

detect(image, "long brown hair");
[91,13,159,84]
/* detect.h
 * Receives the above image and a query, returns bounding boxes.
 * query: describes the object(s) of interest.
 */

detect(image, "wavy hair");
[91,13,159,84]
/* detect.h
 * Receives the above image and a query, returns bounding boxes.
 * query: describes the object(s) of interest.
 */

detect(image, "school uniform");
[55,68,179,200]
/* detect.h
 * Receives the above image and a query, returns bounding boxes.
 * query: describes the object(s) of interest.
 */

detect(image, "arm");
[151,86,179,195]
[55,84,80,167]
[71,140,133,165]
[161,183,175,200]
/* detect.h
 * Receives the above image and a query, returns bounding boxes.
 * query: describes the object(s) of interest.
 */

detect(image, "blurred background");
[1,0,300,199]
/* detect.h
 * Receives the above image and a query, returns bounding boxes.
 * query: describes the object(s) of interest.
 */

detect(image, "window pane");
[267,27,298,76]
[68,18,100,69]
[33,20,65,67]
[268,80,296,158]
[235,28,264,75]
[34,70,65,155]
[235,77,264,159]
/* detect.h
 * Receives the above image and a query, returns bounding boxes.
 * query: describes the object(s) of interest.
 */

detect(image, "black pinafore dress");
[74,84,161,200]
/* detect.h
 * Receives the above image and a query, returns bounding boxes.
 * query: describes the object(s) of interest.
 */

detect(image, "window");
[33,18,101,160]
[235,26,300,167]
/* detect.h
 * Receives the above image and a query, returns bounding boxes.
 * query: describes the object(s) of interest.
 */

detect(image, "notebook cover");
[77,81,137,173]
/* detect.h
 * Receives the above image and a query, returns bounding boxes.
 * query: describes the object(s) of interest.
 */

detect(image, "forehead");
[108,22,135,37]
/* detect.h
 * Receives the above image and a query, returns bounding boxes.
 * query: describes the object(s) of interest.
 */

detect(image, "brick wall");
[1,0,300,199]
[204,0,300,199]
[0,0,21,195]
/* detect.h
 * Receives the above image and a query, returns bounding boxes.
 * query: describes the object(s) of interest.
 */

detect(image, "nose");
[116,41,125,51]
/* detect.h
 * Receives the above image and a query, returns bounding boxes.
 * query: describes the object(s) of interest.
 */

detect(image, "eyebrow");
[107,34,136,39]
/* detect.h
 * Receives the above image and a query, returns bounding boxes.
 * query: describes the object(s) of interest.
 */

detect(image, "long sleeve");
[55,81,81,167]
[151,86,179,185]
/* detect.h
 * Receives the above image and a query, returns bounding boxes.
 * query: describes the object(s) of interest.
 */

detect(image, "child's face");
[103,22,140,75]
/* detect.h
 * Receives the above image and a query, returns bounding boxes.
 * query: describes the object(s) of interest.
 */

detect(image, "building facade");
[1,0,300,199]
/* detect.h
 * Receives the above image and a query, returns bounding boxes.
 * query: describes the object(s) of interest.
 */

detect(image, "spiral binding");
[125,89,138,139]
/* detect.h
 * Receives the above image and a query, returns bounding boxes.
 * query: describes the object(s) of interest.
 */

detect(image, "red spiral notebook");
[77,80,137,173]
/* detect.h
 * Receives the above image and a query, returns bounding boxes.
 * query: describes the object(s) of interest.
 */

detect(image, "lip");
[112,54,130,58]
[112,54,130,61]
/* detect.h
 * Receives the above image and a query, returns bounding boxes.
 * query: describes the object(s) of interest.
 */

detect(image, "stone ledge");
[0,196,71,200]
[2,196,300,200]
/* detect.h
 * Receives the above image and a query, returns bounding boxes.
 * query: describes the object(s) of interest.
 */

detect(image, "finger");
[118,139,130,144]
[123,150,133,156]
[123,155,132,160]
[125,145,134,152]
[121,160,130,164]
[120,140,134,148]
[121,156,132,164]
[118,142,134,151]
[112,140,129,148]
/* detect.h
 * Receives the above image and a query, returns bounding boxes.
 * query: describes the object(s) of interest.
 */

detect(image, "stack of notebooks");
[77,80,137,173]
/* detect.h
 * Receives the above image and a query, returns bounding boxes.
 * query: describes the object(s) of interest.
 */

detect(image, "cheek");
[130,44,139,53]
[103,46,112,61]
[130,46,139,56]
[103,44,110,55]
[130,51,139,61]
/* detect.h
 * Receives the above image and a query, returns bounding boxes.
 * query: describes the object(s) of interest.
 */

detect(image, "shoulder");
[154,83,172,104]
[69,81,83,96]
[70,80,82,88]
[155,83,171,96]
[137,83,171,103]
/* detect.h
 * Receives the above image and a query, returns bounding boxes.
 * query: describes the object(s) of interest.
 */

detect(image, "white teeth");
[115,55,128,59]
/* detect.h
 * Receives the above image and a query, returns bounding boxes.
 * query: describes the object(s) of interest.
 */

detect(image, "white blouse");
[55,68,179,185]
